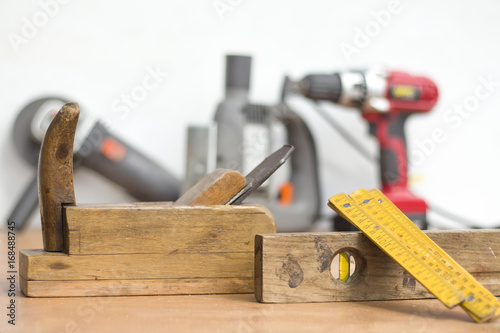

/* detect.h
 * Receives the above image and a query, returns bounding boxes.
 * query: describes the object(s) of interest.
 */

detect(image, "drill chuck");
[299,74,342,102]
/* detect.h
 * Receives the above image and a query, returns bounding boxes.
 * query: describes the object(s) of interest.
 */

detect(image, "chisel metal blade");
[227,144,294,205]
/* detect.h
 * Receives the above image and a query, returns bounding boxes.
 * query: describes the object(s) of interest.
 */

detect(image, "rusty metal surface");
[38,103,79,251]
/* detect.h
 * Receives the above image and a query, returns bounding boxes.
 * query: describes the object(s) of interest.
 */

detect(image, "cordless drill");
[289,68,438,229]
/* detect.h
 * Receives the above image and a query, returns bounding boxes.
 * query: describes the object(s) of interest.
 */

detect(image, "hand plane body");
[20,103,279,297]
[21,203,275,297]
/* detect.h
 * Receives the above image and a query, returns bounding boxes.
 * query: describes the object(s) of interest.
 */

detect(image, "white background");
[1,0,499,229]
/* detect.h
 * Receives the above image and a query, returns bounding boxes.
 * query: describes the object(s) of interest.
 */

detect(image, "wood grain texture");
[64,204,275,255]
[174,168,246,206]
[255,230,500,303]
[11,292,500,332]
[38,103,79,252]
[21,205,275,297]
[8,231,500,332]
[20,276,253,297]
[20,249,253,281]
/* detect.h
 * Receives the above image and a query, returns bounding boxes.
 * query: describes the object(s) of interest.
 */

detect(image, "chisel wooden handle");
[174,169,245,206]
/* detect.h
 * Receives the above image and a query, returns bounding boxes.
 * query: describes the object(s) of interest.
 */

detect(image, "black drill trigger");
[369,123,377,136]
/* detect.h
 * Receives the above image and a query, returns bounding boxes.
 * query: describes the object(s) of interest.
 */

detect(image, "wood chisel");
[174,144,294,206]
[227,145,294,205]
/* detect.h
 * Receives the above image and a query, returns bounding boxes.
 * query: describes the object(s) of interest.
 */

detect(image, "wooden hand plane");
[20,103,282,297]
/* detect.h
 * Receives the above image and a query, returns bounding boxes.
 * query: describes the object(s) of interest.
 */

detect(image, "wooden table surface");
[2,229,500,333]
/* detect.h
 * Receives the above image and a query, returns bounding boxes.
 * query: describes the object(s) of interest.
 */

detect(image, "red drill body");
[296,69,438,228]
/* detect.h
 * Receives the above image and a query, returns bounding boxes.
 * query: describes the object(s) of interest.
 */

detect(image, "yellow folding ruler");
[328,188,500,323]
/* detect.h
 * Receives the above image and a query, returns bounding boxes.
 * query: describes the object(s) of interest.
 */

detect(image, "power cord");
[311,102,377,164]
